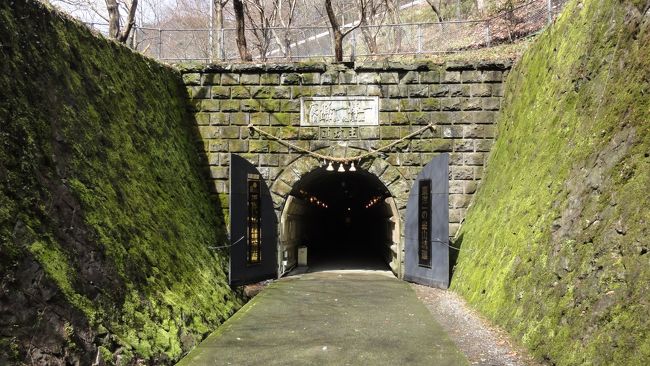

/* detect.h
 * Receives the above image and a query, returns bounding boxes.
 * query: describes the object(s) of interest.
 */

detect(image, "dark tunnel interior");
[280,167,398,273]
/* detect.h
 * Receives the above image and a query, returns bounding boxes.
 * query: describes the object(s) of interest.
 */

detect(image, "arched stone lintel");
[269,146,409,219]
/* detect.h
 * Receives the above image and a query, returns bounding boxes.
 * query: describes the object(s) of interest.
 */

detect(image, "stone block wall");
[180,61,510,236]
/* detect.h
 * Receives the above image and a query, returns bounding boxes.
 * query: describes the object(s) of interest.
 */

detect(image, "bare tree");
[106,0,138,42]
[243,0,278,60]
[271,0,298,59]
[50,0,139,43]
[213,0,231,60]
[237,1,299,61]
[358,0,389,55]
[154,0,212,60]
[386,0,403,53]
[502,0,525,42]
[233,0,253,60]
[324,0,365,62]
[425,0,443,22]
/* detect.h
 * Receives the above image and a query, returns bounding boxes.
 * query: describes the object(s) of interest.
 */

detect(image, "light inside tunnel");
[279,166,401,275]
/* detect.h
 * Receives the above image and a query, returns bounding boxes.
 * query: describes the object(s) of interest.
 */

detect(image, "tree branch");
[342,0,366,37]
[117,0,138,43]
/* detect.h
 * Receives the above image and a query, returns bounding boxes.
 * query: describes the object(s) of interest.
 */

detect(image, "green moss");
[0,338,21,361]
[29,241,95,320]
[277,126,299,139]
[98,346,113,364]
[0,0,242,364]
[451,0,650,365]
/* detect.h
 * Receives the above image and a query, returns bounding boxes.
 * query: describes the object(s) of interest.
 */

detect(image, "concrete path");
[177,270,468,366]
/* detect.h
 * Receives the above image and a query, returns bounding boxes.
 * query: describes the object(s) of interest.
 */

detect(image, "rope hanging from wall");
[247,123,437,164]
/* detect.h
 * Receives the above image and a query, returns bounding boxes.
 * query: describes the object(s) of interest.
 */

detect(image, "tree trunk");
[117,0,138,43]
[106,0,120,39]
[284,35,291,59]
[359,11,377,55]
[333,31,343,61]
[425,0,443,22]
[324,0,343,62]
[105,0,138,44]
[233,0,252,61]
[360,26,377,54]
[215,0,225,60]
[387,0,402,53]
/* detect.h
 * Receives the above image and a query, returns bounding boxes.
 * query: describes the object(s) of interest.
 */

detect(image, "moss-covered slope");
[451,0,650,364]
[0,1,240,364]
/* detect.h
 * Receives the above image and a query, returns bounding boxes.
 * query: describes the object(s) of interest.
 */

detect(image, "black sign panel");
[404,153,450,288]
[247,176,262,265]
[229,155,277,286]
[418,180,432,267]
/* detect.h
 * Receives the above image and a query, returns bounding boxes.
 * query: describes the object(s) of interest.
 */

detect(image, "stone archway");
[269,146,408,278]
[269,146,411,213]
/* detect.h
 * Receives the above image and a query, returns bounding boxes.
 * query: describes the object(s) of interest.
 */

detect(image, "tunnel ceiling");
[291,168,391,210]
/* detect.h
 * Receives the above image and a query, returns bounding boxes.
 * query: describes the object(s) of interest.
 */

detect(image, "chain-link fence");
[90,0,568,63]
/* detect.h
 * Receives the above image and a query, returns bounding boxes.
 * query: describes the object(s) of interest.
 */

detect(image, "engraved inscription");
[319,127,360,140]
[301,97,379,126]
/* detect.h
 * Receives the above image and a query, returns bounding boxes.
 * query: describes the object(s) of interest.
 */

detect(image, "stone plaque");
[301,96,379,126]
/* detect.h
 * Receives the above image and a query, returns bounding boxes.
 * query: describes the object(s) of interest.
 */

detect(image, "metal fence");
[89,0,568,63]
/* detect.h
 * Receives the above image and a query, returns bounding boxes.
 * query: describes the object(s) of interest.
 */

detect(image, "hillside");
[0,1,240,364]
[451,0,650,364]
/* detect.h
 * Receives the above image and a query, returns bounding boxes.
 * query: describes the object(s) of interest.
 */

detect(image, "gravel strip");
[412,284,545,366]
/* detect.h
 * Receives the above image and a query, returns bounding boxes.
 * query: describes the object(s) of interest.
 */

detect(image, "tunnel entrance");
[278,166,401,276]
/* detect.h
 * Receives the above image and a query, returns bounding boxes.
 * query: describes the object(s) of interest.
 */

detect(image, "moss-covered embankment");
[451,0,649,364]
[0,1,240,364]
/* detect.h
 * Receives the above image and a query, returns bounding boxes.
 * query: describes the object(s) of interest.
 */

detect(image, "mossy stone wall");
[0,1,240,364]
[181,61,510,239]
[451,0,650,364]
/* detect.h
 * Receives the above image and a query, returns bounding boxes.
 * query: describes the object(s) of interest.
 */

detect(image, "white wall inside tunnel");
[278,195,307,275]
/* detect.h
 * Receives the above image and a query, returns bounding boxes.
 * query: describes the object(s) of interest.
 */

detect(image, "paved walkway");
[177,270,468,365]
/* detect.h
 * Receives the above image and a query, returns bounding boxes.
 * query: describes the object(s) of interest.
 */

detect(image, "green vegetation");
[0,0,241,363]
[2,0,649,364]
[451,0,650,364]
